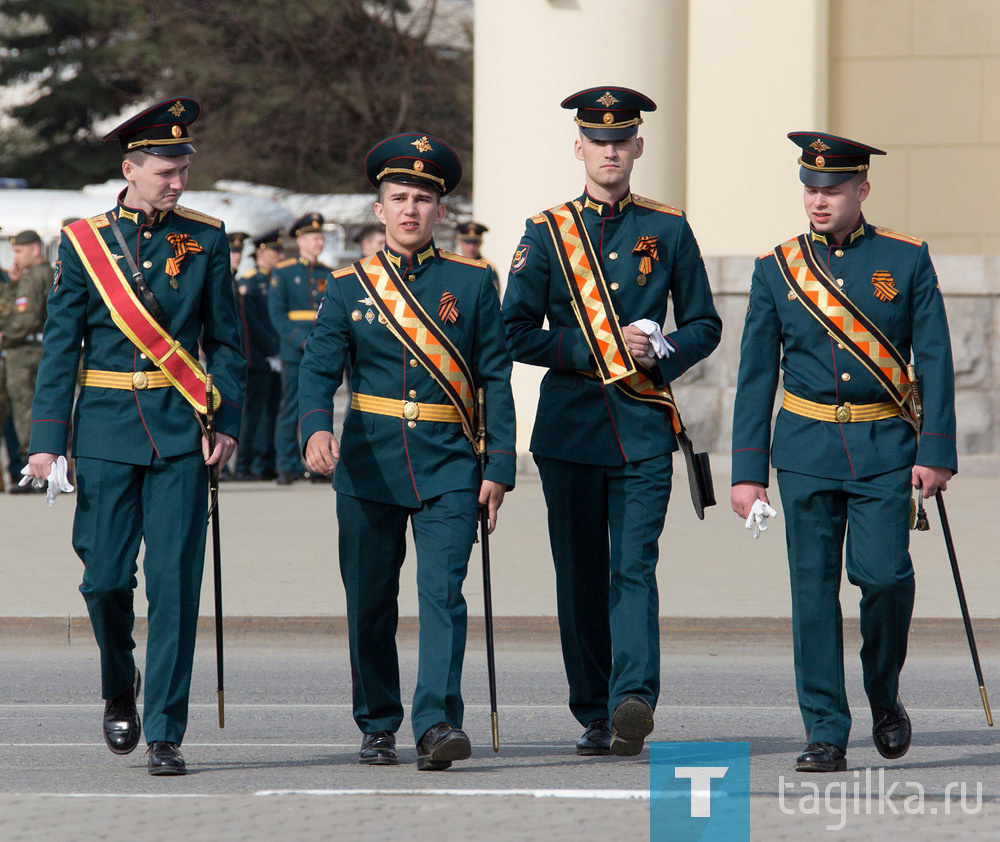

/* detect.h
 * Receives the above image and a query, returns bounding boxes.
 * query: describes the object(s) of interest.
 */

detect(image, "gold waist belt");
[351,392,462,423]
[80,369,172,391]
[783,391,900,424]
[287,310,318,321]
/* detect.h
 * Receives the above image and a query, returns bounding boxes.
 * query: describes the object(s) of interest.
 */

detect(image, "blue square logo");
[650,742,751,842]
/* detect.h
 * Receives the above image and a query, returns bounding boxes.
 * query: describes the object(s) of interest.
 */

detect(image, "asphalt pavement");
[1,461,998,840]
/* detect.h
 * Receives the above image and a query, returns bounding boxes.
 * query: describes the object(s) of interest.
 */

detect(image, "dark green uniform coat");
[2,260,50,459]
[29,194,246,745]
[299,242,515,741]
[731,219,957,751]
[268,255,331,474]
[502,190,721,725]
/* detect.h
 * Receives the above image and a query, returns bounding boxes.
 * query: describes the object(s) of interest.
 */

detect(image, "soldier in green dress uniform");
[730,132,957,772]
[27,97,246,776]
[502,87,722,757]
[268,213,332,484]
[2,230,51,487]
[235,228,283,480]
[299,132,516,770]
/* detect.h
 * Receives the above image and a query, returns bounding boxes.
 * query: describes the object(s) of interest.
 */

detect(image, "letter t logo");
[674,766,729,817]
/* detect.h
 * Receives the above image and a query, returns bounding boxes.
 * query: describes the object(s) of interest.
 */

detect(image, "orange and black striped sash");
[64,218,220,415]
[544,201,682,430]
[773,235,914,422]
[351,253,475,442]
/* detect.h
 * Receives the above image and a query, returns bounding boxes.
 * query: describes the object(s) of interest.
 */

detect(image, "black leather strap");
[108,213,168,328]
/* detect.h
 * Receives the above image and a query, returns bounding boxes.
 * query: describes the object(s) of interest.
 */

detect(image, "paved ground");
[1,464,998,839]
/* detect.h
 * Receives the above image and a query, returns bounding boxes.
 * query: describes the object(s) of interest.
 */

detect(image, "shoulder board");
[631,195,682,216]
[332,266,355,278]
[86,213,110,229]
[275,257,298,268]
[172,205,222,228]
[529,201,574,225]
[758,250,774,260]
[439,250,489,269]
[874,227,924,247]
[239,268,258,280]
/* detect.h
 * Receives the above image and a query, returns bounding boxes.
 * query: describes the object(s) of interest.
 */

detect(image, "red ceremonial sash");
[351,252,476,443]
[64,217,220,415]
[542,201,682,432]
[773,234,916,425]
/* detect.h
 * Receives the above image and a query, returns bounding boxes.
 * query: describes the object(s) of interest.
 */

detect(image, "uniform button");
[409,359,418,368]
[139,353,147,360]
[143,231,152,240]
[841,372,851,381]
[610,282,620,291]
[834,249,844,258]
[408,389,417,398]
[835,278,844,287]
[837,343,845,350]
[608,252,618,260]
[407,420,416,428]
[142,260,152,269]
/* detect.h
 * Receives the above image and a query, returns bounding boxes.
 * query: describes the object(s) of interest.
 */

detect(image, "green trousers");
[536,454,672,726]
[336,489,478,743]
[4,344,42,460]
[73,452,208,745]
[777,466,914,751]
[276,361,304,473]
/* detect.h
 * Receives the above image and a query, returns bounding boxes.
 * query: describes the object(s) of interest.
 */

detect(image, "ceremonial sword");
[908,365,991,726]
[476,387,500,752]
[205,375,225,728]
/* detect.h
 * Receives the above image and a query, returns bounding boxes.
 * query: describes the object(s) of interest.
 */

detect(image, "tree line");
[0,0,473,194]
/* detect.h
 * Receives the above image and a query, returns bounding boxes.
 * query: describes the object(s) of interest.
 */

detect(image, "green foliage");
[0,0,473,193]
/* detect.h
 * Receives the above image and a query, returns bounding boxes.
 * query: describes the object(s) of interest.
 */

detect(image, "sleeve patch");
[510,244,530,274]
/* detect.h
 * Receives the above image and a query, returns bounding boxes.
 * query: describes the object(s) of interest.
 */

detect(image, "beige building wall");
[829,0,1000,254]
[687,0,829,257]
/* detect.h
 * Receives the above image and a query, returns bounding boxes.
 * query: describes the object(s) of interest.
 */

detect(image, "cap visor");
[799,167,857,187]
[141,142,197,156]
[580,126,638,141]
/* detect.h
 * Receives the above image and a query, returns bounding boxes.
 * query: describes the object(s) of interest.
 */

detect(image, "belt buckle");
[835,403,852,423]
[402,401,419,421]
[132,371,149,390]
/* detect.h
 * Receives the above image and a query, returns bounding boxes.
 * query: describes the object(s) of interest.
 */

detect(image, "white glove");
[267,355,283,373]
[745,498,778,539]
[20,455,75,506]
[629,319,672,360]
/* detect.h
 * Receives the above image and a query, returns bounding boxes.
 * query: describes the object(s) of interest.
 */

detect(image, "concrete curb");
[4,615,999,648]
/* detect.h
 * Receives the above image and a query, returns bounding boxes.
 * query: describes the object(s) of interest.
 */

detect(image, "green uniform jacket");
[731,220,957,485]
[267,256,332,364]
[1,261,51,347]
[238,267,279,372]
[29,195,247,463]
[298,243,516,507]
[502,190,722,466]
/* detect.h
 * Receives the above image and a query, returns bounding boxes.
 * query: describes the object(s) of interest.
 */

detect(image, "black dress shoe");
[147,741,187,776]
[610,696,654,756]
[103,669,141,755]
[276,470,299,485]
[576,718,611,756]
[416,722,472,771]
[795,742,847,772]
[359,731,398,765]
[872,696,911,759]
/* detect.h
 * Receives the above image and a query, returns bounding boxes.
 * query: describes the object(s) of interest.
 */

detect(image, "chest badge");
[351,310,363,322]
[164,232,204,290]
[872,270,898,302]
[358,295,375,306]
[438,291,459,324]
[365,309,375,324]
[787,290,797,301]
[632,235,658,285]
